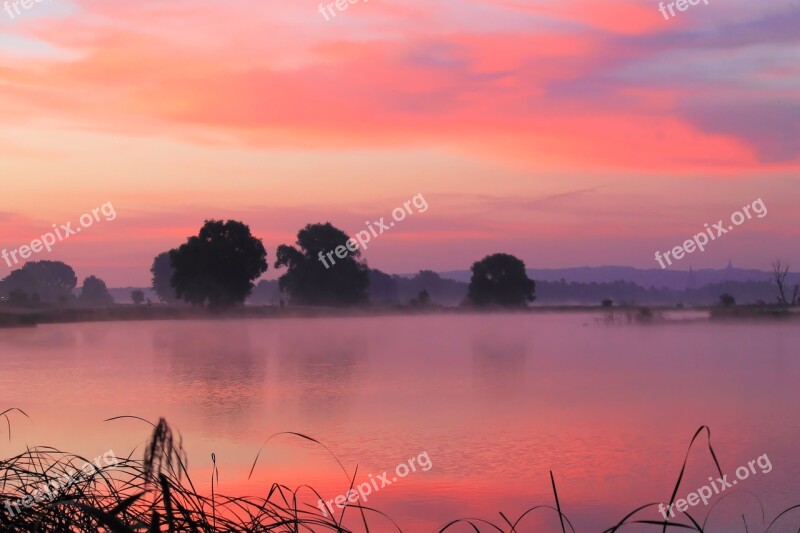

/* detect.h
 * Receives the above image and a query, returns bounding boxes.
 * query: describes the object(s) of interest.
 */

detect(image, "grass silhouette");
[1,410,798,532]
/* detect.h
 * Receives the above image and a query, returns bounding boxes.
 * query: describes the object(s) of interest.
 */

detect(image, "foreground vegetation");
[1,411,799,532]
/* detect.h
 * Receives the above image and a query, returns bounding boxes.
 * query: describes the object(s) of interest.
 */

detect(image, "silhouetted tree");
[410,271,441,299]
[410,289,430,307]
[719,293,736,307]
[416,270,441,286]
[7,289,30,306]
[392,270,466,305]
[771,260,798,306]
[275,222,368,306]
[131,290,145,305]
[0,261,77,304]
[80,275,114,306]
[602,298,614,307]
[170,220,267,307]
[367,269,399,303]
[247,279,282,306]
[151,251,180,304]
[467,253,535,307]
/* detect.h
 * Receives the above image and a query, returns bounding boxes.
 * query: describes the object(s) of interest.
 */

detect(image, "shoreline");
[0,303,796,328]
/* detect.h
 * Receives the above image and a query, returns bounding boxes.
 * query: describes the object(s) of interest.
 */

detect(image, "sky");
[0,0,798,286]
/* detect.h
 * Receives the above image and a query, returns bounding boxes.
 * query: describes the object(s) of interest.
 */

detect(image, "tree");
[247,279,282,306]
[771,260,798,306]
[7,289,30,306]
[719,293,736,307]
[394,270,466,305]
[410,289,430,307]
[0,261,77,304]
[131,290,145,305]
[80,276,114,306]
[170,220,267,307]
[467,253,535,307]
[415,270,441,286]
[602,298,614,307]
[151,252,180,304]
[367,269,399,303]
[275,222,368,306]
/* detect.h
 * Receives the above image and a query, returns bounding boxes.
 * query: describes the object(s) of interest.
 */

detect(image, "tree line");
[1,219,536,309]
[0,260,113,307]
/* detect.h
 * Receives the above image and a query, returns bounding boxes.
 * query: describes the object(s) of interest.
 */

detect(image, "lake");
[1,313,798,531]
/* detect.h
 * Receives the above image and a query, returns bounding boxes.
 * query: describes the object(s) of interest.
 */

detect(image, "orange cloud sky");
[0,0,797,284]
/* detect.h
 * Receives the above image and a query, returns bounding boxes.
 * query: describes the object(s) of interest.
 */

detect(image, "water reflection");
[153,321,265,435]
[276,326,365,424]
[471,337,528,399]
[0,326,77,350]
[0,314,798,531]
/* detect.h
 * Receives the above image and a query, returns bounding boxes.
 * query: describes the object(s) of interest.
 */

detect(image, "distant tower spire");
[687,265,696,288]
[726,259,733,270]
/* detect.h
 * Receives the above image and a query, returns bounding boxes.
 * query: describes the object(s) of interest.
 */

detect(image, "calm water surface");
[1,313,799,531]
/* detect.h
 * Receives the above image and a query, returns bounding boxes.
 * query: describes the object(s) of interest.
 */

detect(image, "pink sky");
[0,0,798,285]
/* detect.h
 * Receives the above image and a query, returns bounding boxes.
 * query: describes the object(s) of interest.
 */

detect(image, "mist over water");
[1,314,799,531]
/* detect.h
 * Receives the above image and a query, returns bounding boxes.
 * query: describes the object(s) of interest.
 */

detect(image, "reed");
[1,411,798,532]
